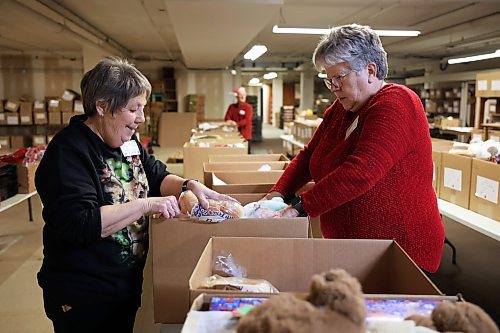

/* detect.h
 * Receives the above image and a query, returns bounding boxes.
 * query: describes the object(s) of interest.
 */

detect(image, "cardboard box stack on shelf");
[292,117,323,144]
[431,138,499,220]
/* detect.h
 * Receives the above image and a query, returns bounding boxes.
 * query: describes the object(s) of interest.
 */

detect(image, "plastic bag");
[199,275,279,293]
[214,252,246,278]
[243,197,289,218]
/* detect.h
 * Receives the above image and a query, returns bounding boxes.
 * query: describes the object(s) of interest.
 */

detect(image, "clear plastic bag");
[213,251,246,278]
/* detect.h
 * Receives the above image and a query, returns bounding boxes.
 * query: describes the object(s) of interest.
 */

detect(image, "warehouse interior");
[1,1,500,332]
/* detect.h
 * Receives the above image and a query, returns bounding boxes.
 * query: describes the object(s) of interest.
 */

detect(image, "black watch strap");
[291,195,307,217]
[182,179,197,192]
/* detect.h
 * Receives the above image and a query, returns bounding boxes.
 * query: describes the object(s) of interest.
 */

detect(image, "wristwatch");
[290,195,307,217]
[181,179,197,192]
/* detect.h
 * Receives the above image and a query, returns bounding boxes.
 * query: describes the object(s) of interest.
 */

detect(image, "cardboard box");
[183,142,247,182]
[73,100,84,114]
[189,237,442,305]
[211,171,284,193]
[33,100,45,112]
[59,100,73,113]
[10,136,28,149]
[48,111,61,125]
[157,112,197,148]
[17,163,38,194]
[152,217,309,323]
[0,113,6,125]
[0,136,10,149]
[6,113,19,125]
[469,159,500,220]
[203,161,288,188]
[32,135,47,146]
[213,183,274,194]
[47,99,60,112]
[209,154,289,163]
[19,106,33,125]
[61,112,74,124]
[439,153,472,209]
[33,109,48,125]
[4,100,19,112]
[432,151,442,195]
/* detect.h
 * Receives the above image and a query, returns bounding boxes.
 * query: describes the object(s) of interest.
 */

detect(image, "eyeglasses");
[323,70,356,90]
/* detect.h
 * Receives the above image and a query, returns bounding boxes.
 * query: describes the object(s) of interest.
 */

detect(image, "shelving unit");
[474,71,500,139]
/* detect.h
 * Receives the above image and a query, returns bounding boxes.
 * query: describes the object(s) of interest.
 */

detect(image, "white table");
[438,199,500,242]
[0,191,37,221]
[280,134,305,149]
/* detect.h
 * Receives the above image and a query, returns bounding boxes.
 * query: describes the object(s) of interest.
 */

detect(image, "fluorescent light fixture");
[244,45,267,61]
[263,72,278,80]
[448,49,500,64]
[249,77,260,85]
[317,73,327,79]
[272,25,420,37]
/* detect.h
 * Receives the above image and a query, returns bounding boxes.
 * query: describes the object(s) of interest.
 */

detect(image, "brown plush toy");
[237,269,366,333]
[407,299,499,333]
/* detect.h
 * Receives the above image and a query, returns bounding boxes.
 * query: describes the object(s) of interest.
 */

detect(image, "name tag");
[120,140,140,157]
[239,109,246,116]
[345,116,359,140]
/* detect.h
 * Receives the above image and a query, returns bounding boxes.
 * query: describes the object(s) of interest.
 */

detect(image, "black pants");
[43,291,139,333]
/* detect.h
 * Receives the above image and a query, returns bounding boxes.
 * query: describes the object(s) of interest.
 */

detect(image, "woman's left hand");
[188,181,239,209]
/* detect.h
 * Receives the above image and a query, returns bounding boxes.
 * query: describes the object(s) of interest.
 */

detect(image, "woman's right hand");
[144,196,181,218]
[263,191,284,201]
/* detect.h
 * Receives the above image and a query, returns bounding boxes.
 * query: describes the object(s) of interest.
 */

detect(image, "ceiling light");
[249,77,260,85]
[263,72,278,80]
[244,45,268,61]
[317,73,327,78]
[230,69,237,75]
[447,50,500,64]
[272,25,420,37]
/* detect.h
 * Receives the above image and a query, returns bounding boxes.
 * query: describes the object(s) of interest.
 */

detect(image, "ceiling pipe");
[13,0,131,57]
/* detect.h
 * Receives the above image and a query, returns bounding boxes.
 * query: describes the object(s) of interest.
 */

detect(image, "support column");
[300,64,315,111]
[272,77,283,126]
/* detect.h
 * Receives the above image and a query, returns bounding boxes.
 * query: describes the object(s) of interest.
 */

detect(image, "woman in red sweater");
[268,24,444,273]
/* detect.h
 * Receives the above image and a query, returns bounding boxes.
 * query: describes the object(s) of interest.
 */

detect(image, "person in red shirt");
[266,24,445,273]
[225,87,253,147]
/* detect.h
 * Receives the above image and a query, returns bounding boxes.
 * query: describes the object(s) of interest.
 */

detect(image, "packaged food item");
[199,275,279,293]
[179,190,244,222]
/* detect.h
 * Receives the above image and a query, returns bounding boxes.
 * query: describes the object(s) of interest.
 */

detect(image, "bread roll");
[179,190,199,215]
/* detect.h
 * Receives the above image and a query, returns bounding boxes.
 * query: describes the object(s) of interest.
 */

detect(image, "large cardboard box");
[4,100,19,112]
[469,159,500,221]
[0,113,6,125]
[152,217,309,323]
[189,237,442,305]
[209,153,289,163]
[61,112,74,124]
[59,100,73,113]
[439,153,472,209]
[0,136,10,149]
[17,163,38,194]
[183,142,247,182]
[10,136,28,149]
[157,112,197,148]
[203,162,288,188]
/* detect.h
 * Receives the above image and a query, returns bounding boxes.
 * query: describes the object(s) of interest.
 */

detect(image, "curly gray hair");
[80,56,151,117]
[312,24,388,80]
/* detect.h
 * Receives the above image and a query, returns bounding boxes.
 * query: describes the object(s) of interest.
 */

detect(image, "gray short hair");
[80,57,152,116]
[313,24,388,80]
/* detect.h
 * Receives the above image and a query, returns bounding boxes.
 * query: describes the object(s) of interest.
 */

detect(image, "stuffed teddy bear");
[236,269,366,333]
[407,299,499,333]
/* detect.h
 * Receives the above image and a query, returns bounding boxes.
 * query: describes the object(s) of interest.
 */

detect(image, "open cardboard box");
[209,154,289,163]
[183,142,247,182]
[439,152,472,209]
[211,171,284,193]
[188,237,442,305]
[469,158,500,220]
[151,213,310,323]
[203,161,288,188]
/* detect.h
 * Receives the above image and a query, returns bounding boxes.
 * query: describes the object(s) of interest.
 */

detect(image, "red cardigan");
[225,102,253,140]
[272,83,444,272]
